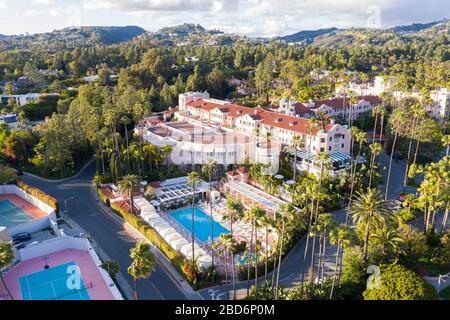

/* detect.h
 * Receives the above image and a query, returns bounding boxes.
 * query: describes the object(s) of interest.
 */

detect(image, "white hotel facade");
[136,92,352,177]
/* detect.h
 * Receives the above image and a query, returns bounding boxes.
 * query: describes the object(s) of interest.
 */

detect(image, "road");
[21,161,187,300]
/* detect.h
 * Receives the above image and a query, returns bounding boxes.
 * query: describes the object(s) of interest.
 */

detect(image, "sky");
[0,0,448,37]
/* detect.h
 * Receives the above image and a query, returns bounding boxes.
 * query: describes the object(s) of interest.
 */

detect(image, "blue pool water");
[171,207,230,242]
[0,199,35,228]
[19,261,91,300]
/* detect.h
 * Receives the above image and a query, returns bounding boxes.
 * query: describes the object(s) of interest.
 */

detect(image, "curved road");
[21,161,187,300]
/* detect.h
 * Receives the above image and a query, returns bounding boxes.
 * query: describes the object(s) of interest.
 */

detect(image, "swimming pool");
[0,199,35,228]
[171,207,230,242]
[19,261,91,300]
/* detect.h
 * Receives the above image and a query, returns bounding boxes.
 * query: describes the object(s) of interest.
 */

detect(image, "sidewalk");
[91,183,202,300]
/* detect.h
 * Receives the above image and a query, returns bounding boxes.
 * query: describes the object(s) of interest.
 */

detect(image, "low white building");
[0,93,58,106]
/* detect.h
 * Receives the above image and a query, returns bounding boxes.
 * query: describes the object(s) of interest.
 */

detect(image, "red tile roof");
[186,99,333,135]
[312,95,382,110]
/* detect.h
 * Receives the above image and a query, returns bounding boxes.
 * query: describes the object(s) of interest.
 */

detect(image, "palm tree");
[213,234,236,300]
[290,134,305,182]
[442,135,450,157]
[329,224,356,299]
[128,242,156,300]
[244,207,264,297]
[371,105,382,142]
[315,214,336,284]
[349,189,394,264]
[371,228,405,258]
[0,241,14,300]
[201,159,218,268]
[385,109,406,200]
[118,174,140,214]
[368,142,383,188]
[348,126,359,167]
[347,131,367,222]
[305,118,319,173]
[403,104,424,191]
[257,214,274,281]
[225,197,244,239]
[188,171,200,265]
[315,111,331,132]
[161,144,174,166]
[274,203,295,300]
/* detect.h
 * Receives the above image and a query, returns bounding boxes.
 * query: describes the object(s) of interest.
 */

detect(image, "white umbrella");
[148,217,165,228]
[160,227,177,238]
[166,232,182,243]
[180,243,202,258]
[198,255,213,268]
[154,222,171,234]
[170,237,189,251]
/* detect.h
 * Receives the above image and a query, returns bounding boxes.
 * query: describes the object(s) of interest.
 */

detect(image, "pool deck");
[0,194,48,219]
[0,249,115,300]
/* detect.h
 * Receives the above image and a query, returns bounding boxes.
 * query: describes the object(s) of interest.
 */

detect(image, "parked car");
[25,241,39,248]
[14,243,26,250]
[12,232,31,243]
[73,233,85,238]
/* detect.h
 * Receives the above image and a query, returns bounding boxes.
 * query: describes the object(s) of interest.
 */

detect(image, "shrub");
[97,187,111,207]
[363,264,438,300]
[17,179,59,212]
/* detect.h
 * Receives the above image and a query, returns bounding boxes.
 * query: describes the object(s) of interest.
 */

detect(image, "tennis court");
[19,261,91,300]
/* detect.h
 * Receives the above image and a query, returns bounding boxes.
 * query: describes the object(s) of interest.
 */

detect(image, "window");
[342,144,345,148]
[328,146,332,151]
[320,148,325,152]
[329,137,332,142]
[320,138,325,143]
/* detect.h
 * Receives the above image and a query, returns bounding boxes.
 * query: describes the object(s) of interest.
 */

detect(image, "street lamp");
[438,274,448,294]
[64,197,75,216]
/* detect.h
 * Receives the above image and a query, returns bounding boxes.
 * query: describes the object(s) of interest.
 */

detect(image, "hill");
[275,27,338,43]
[0,26,146,51]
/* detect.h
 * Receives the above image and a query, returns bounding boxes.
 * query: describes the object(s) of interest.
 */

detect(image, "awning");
[286,148,316,162]
[330,152,351,163]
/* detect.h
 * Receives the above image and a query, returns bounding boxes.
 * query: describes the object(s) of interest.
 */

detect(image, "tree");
[255,55,273,104]
[363,264,438,300]
[244,207,264,298]
[213,234,236,300]
[100,260,120,279]
[368,143,383,188]
[0,241,15,300]
[161,144,173,166]
[118,174,140,215]
[442,135,450,157]
[188,171,200,265]
[349,189,394,264]
[348,130,367,213]
[0,165,17,184]
[201,159,218,268]
[290,134,305,182]
[329,224,356,299]
[128,242,156,300]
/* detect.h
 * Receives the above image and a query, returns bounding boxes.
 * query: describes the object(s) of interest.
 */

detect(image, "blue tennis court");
[19,261,91,300]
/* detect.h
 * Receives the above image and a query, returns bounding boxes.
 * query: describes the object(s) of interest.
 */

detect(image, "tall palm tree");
[188,171,200,265]
[257,214,274,281]
[368,143,383,188]
[371,105,382,142]
[225,197,244,239]
[315,214,336,284]
[290,134,305,182]
[128,242,156,300]
[118,174,140,214]
[0,241,14,300]
[403,104,424,191]
[244,207,264,297]
[305,118,319,173]
[347,130,367,223]
[329,224,356,299]
[201,159,218,268]
[213,234,236,300]
[274,203,295,300]
[442,135,450,157]
[349,189,394,264]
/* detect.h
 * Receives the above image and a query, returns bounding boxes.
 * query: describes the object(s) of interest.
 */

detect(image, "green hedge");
[17,179,59,212]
